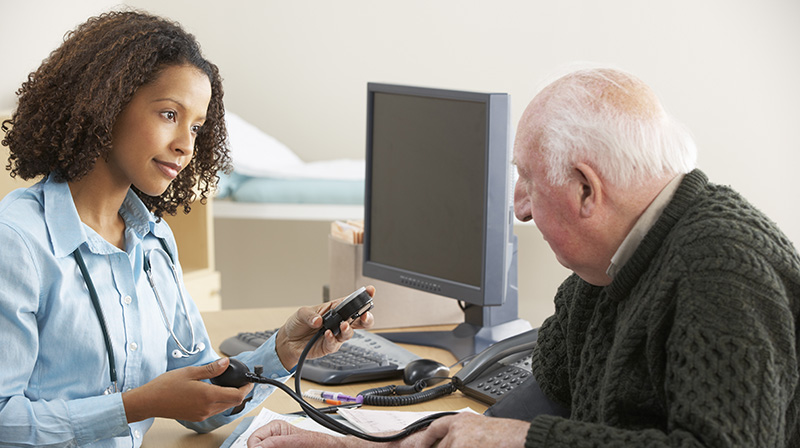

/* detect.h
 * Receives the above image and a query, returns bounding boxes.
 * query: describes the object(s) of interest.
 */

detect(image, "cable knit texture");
[526,170,800,447]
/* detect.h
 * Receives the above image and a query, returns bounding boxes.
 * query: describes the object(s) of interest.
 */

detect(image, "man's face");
[512,114,591,278]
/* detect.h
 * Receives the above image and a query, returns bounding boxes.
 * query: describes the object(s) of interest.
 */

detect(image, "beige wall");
[119,0,800,246]
[3,1,799,325]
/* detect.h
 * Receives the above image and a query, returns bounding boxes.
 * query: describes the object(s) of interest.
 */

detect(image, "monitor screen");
[363,83,530,358]
[368,91,485,291]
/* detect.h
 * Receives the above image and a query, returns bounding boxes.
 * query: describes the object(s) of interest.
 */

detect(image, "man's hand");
[122,357,253,423]
[275,286,375,369]
[246,412,528,448]
[416,413,529,448]
[247,420,410,448]
[247,420,354,448]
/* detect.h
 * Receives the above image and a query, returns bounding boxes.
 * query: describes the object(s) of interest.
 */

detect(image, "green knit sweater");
[526,170,800,447]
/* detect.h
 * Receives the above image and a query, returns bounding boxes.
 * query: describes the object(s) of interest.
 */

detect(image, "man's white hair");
[533,68,697,188]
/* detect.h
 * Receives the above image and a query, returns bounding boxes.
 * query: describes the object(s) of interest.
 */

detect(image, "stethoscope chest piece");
[172,342,205,359]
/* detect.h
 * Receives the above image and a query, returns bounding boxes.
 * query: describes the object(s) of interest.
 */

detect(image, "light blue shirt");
[0,175,292,447]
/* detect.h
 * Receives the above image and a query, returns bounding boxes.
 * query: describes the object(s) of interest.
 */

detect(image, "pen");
[302,391,341,405]
[306,389,362,403]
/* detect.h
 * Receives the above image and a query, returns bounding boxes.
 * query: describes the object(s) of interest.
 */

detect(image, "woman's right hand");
[122,357,253,423]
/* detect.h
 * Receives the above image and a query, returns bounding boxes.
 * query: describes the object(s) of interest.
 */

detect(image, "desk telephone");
[453,328,538,404]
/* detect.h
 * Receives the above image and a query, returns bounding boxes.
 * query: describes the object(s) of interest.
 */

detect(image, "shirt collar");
[44,175,169,258]
[606,174,685,279]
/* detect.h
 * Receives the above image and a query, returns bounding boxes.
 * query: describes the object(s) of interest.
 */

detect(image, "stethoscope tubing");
[144,247,203,358]
[73,248,119,394]
[72,237,203,394]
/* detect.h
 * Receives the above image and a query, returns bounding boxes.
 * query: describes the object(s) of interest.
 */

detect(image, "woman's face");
[108,64,212,196]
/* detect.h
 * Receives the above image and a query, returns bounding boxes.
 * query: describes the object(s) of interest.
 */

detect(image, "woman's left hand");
[275,286,375,369]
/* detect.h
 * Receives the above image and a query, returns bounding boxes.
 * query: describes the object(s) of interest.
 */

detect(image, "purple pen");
[307,389,363,404]
[322,391,361,403]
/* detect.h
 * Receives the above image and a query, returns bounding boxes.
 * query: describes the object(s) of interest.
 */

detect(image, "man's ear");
[574,163,603,218]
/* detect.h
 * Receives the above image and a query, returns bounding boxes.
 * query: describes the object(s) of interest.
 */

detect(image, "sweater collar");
[606,174,685,279]
[605,169,709,300]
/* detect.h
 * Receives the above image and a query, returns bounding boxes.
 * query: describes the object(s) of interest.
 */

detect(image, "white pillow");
[225,111,365,181]
[264,159,365,181]
[225,111,303,177]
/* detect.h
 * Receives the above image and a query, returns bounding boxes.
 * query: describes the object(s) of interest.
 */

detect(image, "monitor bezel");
[362,82,512,308]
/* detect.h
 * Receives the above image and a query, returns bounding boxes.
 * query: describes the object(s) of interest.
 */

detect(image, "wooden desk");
[144,307,487,447]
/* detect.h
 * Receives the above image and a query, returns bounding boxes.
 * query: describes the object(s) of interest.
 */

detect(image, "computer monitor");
[363,83,531,360]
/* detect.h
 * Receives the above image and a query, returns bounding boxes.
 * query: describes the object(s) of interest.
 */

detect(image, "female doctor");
[0,10,373,447]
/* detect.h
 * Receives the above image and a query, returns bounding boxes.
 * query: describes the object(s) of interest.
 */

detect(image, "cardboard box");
[328,236,464,329]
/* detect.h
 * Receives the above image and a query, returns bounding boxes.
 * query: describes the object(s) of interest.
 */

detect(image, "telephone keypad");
[462,351,534,404]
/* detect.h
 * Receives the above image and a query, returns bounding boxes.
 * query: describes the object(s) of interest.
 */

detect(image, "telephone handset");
[453,328,538,405]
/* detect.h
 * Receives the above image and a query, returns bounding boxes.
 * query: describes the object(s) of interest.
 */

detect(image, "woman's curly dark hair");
[0,10,231,218]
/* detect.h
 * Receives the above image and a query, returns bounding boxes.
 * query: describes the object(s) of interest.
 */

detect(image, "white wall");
[0,1,120,111]
[3,1,799,325]
[127,0,800,245]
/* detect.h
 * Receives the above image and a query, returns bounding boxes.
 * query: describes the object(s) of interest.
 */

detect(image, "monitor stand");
[378,238,531,361]
[379,310,531,362]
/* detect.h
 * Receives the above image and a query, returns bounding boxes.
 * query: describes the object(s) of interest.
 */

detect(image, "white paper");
[229,408,344,448]
[337,407,479,434]
[229,406,480,447]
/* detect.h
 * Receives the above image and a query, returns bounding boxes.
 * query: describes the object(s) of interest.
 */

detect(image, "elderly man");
[248,68,800,447]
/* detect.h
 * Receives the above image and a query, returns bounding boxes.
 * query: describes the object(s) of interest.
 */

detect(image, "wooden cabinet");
[163,199,222,311]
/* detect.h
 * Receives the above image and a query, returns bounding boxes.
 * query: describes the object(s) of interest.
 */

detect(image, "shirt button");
[123,295,132,305]
[129,342,138,351]
[134,430,141,439]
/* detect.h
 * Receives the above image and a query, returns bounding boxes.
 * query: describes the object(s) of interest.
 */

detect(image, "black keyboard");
[218,329,421,385]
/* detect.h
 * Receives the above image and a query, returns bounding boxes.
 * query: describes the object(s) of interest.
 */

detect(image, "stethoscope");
[72,237,205,394]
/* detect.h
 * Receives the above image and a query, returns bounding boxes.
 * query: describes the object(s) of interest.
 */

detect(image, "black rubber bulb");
[210,358,251,388]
